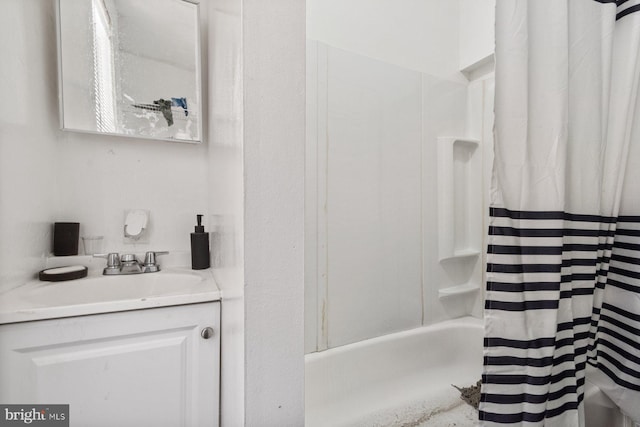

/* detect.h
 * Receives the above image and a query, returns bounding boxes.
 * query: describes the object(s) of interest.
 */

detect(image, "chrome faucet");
[95,251,169,275]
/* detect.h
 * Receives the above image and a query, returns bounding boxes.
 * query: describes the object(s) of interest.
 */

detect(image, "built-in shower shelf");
[441,249,481,261]
[438,283,479,298]
[438,283,480,318]
[437,137,482,262]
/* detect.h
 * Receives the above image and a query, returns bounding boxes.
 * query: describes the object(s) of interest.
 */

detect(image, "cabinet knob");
[201,327,215,339]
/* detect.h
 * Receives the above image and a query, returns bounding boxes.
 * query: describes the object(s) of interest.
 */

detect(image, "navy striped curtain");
[480,1,640,426]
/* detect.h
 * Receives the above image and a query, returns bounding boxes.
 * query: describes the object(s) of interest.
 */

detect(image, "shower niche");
[437,137,482,317]
[437,137,482,260]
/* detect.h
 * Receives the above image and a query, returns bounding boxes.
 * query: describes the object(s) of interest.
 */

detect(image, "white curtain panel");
[483,0,640,425]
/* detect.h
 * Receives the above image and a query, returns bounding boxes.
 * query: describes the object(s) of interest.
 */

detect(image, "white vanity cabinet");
[0,302,220,427]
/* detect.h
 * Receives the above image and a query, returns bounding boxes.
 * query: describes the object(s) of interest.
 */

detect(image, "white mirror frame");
[55,0,204,144]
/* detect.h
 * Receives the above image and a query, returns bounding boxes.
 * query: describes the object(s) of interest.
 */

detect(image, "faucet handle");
[143,251,169,266]
[142,251,169,273]
[94,253,121,268]
[94,253,121,275]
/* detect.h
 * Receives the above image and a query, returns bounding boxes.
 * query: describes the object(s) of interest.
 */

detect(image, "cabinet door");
[0,303,220,427]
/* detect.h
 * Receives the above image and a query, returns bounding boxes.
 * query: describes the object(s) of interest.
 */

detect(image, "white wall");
[459,0,495,71]
[207,0,245,425]
[0,0,58,290]
[325,45,424,348]
[54,133,209,254]
[307,0,465,83]
[0,0,211,294]
[243,0,306,425]
[308,0,496,78]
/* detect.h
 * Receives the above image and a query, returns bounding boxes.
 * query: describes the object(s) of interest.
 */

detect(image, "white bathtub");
[584,367,634,427]
[305,316,631,427]
[305,317,484,427]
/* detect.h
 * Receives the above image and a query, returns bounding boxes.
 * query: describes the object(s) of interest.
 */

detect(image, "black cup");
[53,222,80,256]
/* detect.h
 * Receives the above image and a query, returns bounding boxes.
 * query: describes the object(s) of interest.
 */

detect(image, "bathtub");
[305,316,632,427]
[584,367,635,427]
[305,317,484,427]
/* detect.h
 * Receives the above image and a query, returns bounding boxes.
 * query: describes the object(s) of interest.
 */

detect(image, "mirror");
[56,0,202,143]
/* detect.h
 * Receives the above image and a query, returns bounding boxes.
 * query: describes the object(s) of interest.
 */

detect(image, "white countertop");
[0,265,221,325]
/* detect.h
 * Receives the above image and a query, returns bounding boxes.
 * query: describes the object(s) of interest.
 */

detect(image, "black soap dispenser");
[191,214,210,270]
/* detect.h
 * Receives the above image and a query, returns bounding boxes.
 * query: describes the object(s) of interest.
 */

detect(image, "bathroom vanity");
[0,267,221,427]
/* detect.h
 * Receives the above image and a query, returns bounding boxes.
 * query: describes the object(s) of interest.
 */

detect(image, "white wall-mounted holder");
[438,284,480,318]
[437,137,481,261]
[124,209,150,244]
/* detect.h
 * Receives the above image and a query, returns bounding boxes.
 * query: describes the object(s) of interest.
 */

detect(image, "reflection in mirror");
[57,0,202,143]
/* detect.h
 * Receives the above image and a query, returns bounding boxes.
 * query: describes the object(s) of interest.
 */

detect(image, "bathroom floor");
[411,401,478,427]
[349,386,479,427]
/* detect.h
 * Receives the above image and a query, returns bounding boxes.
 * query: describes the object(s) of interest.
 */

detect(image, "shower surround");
[305,41,495,353]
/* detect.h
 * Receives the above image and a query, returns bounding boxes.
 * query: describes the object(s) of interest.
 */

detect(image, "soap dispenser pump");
[191,214,210,270]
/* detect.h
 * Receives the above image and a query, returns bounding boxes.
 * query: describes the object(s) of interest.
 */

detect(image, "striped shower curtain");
[480,1,640,426]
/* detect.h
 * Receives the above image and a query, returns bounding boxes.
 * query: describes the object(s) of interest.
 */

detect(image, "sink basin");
[22,272,204,306]
[0,268,220,324]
